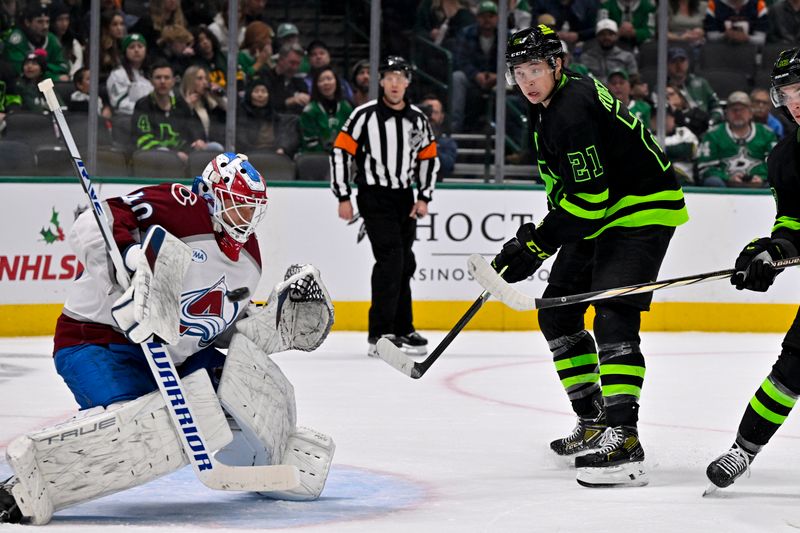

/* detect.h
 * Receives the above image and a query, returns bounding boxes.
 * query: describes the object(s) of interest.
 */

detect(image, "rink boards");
[0,178,795,335]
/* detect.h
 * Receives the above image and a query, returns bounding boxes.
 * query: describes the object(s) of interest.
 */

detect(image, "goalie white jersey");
[54,182,263,365]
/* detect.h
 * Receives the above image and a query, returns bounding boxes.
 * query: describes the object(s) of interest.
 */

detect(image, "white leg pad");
[6,370,231,525]
[258,427,335,501]
[217,333,296,467]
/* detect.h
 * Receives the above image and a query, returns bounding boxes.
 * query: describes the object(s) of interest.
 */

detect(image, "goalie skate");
[575,426,648,488]
[0,479,21,524]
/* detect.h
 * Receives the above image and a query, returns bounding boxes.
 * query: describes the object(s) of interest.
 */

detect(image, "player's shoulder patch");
[170,183,198,206]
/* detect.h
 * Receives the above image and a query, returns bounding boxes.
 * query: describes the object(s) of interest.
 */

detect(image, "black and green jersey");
[532,72,688,246]
[132,93,199,152]
[768,127,800,248]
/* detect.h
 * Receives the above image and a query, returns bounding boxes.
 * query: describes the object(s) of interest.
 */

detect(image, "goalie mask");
[195,152,268,249]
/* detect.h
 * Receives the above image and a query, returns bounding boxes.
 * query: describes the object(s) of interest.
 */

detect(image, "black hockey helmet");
[379,55,412,82]
[770,48,800,109]
[505,24,564,84]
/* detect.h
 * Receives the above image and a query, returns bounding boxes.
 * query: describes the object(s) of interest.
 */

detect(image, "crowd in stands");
[0,0,797,186]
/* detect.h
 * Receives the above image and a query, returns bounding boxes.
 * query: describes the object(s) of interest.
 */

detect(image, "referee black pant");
[356,185,417,340]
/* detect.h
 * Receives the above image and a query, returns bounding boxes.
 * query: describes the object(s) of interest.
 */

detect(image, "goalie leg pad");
[258,427,336,501]
[217,333,297,467]
[6,369,231,525]
[235,264,334,354]
[111,225,192,345]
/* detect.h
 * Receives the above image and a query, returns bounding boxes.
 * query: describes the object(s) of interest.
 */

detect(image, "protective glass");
[214,188,268,243]
[770,83,800,108]
[506,61,553,86]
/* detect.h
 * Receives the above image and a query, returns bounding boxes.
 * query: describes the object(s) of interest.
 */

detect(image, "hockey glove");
[491,223,557,283]
[111,225,192,344]
[732,237,797,292]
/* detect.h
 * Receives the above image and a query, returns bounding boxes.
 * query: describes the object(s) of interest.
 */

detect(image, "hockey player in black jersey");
[491,25,688,487]
[705,48,800,494]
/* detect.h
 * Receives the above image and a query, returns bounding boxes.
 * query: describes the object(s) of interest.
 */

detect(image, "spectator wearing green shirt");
[606,67,651,124]
[697,91,777,188]
[666,46,723,126]
[598,0,657,48]
[4,3,69,81]
[299,66,353,153]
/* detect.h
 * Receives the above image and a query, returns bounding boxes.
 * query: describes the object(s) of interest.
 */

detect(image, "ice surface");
[3,331,800,532]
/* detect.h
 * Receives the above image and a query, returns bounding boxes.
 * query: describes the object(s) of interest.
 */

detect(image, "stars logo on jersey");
[179,276,242,347]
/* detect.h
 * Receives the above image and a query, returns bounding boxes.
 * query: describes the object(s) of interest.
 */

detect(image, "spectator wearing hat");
[17,50,48,112]
[531,0,600,46]
[107,33,153,116]
[258,42,309,115]
[414,0,475,51]
[130,0,188,51]
[650,106,699,184]
[666,46,722,126]
[578,18,638,83]
[273,22,310,74]
[50,2,83,76]
[598,0,657,48]
[451,0,500,132]
[704,0,767,46]
[299,65,353,154]
[768,0,800,44]
[350,59,370,107]
[698,91,777,188]
[607,68,650,124]
[4,3,69,80]
[238,21,274,80]
[303,40,353,102]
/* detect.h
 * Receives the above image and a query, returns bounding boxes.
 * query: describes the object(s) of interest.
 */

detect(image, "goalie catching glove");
[732,237,797,292]
[492,223,558,283]
[236,264,334,354]
[111,225,192,344]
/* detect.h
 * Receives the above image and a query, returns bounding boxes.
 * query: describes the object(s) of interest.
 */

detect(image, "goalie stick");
[466,253,800,312]
[38,79,299,492]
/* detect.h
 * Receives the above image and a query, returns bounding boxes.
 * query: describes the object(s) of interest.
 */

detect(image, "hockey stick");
[467,253,800,312]
[38,79,299,492]
[376,266,506,379]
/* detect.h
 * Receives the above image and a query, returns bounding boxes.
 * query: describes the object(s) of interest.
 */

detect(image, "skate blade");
[576,462,649,488]
[702,482,721,497]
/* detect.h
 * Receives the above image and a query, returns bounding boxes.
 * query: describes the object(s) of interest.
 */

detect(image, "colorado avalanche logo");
[179,277,241,347]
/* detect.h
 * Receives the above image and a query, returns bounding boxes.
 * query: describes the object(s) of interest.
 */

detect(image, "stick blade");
[467,254,536,311]
[202,462,300,491]
[376,338,418,378]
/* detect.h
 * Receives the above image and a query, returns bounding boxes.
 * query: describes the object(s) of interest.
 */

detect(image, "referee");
[330,55,440,357]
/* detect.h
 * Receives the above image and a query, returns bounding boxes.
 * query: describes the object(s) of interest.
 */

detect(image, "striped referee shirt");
[330,96,439,202]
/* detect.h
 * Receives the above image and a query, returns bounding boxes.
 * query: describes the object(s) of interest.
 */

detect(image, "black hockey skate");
[550,409,607,456]
[0,478,22,524]
[398,331,428,355]
[704,444,753,495]
[575,426,648,487]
